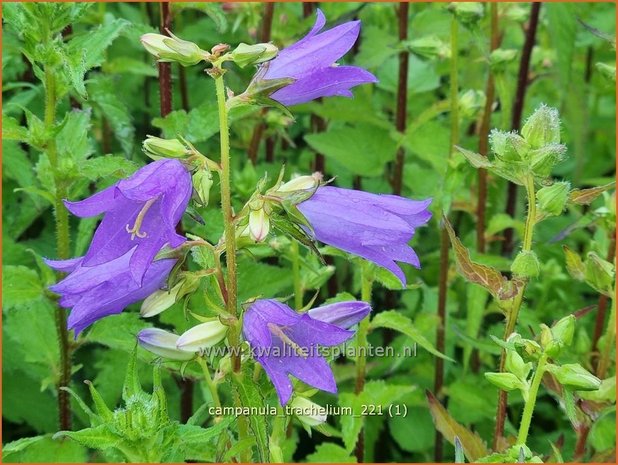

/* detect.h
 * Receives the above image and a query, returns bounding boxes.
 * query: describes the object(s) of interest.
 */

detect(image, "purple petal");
[44,256,83,273]
[271,66,377,106]
[64,185,117,218]
[288,314,353,347]
[308,301,371,329]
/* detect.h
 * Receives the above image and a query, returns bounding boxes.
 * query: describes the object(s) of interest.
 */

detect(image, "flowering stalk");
[45,61,72,431]
[516,353,548,446]
[495,173,537,444]
[196,356,221,417]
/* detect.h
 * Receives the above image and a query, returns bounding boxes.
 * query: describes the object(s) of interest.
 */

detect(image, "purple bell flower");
[259,9,377,106]
[46,250,176,336]
[297,186,432,286]
[308,301,371,329]
[243,299,369,404]
[63,159,191,283]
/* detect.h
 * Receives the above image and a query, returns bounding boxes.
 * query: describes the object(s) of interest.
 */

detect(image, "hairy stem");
[494,174,536,447]
[291,240,303,310]
[354,264,373,463]
[45,63,72,431]
[502,2,541,256]
[516,353,548,446]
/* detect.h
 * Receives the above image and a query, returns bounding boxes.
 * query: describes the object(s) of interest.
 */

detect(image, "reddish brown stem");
[158,2,173,118]
[501,2,541,256]
[476,3,500,254]
[391,2,409,196]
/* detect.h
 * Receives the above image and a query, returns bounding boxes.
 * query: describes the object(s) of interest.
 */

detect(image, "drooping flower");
[137,328,195,361]
[46,249,176,336]
[255,9,377,106]
[243,299,370,404]
[297,186,432,286]
[63,159,191,283]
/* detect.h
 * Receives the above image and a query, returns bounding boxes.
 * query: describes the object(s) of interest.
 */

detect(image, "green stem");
[449,17,460,150]
[291,241,303,310]
[197,356,221,411]
[213,68,249,459]
[269,407,286,463]
[355,264,373,394]
[45,64,72,431]
[597,295,615,379]
[516,353,548,445]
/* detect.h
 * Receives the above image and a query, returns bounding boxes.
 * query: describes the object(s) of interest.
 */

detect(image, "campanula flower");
[256,9,377,106]
[63,159,191,283]
[297,186,432,286]
[307,301,370,329]
[243,299,369,405]
[46,249,176,336]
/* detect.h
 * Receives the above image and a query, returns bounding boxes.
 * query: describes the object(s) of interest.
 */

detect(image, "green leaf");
[152,102,220,144]
[55,425,121,450]
[2,140,35,189]
[306,443,357,463]
[389,407,435,453]
[63,16,131,97]
[2,115,29,142]
[86,313,150,352]
[370,310,453,361]
[172,2,228,32]
[2,265,43,309]
[547,3,577,89]
[56,109,93,162]
[563,245,586,281]
[304,124,396,177]
[455,145,493,169]
[3,435,88,463]
[79,156,137,182]
[233,371,269,462]
[569,182,615,205]
[178,417,234,445]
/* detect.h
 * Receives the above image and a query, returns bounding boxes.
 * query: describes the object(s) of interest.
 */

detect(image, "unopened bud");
[585,252,615,295]
[278,173,323,193]
[448,2,484,28]
[489,130,530,162]
[489,49,518,71]
[141,282,183,318]
[521,105,561,149]
[459,90,486,120]
[551,315,575,347]
[289,397,327,426]
[485,372,526,391]
[546,363,601,391]
[176,320,228,353]
[141,32,206,66]
[537,182,570,216]
[143,136,189,160]
[232,42,279,68]
[529,143,567,178]
[248,202,270,242]
[406,36,451,60]
[193,169,214,207]
[506,349,532,381]
[511,250,540,279]
[137,328,195,361]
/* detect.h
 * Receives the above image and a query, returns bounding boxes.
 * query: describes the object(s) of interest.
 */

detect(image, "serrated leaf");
[444,216,508,299]
[426,390,489,461]
[306,443,357,463]
[569,182,615,205]
[370,310,453,361]
[233,371,269,462]
[55,424,121,449]
[178,417,234,445]
[2,115,29,141]
[79,156,137,181]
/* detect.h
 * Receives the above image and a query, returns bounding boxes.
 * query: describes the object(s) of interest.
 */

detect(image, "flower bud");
[489,130,530,162]
[406,36,451,60]
[537,182,570,216]
[277,173,323,193]
[448,2,484,28]
[505,349,532,381]
[489,49,518,72]
[141,282,183,318]
[143,136,189,160]
[248,202,270,242]
[459,90,486,120]
[141,32,206,67]
[176,320,228,353]
[521,105,561,149]
[193,169,214,207]
[551,315,576,347]
[137,328,195,361]
[511,250,540,279]
[546,363,601,391]
[485,372,526,391]
[289,397,327,426]
[529,143,567,178]
[584,252,615,295]
[231,42,279,68]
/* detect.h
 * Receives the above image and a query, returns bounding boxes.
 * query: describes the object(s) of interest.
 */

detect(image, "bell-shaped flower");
[255,9,377,106]
[63,159,192,283]
[46,249,176,336]
[137,328,195,361]
[243,299,369,405]
[297,186,432,286]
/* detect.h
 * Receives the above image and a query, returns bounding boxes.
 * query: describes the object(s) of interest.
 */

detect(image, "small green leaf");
[569,182,615,205]
[2,265,43,309]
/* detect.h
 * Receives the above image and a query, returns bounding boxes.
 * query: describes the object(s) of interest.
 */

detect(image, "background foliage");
[2,2,616,463]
